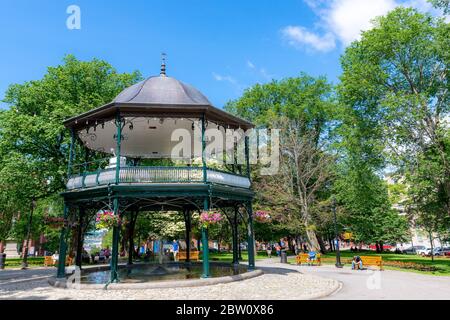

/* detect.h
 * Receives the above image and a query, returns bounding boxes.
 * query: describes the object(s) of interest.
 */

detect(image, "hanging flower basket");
[253,210,271,223]
[96,211,120,229]
[199,210,222,228]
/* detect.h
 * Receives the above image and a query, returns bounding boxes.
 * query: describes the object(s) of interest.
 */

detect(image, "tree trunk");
[0,240,4,253]
[317,235,326,254]
[429,231,434,262]
[305,228,320,252]
[128,210,137,265]
[328,237,333,252]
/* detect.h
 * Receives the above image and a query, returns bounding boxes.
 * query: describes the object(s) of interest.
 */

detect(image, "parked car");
[402,245,425,255]
[416,247,433,256]
[432,247,445,256]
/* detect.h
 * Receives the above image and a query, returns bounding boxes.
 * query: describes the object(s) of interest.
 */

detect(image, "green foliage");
[0,55,142,194]
[101,229,113,249]
[429,0,450,14]
[0,55,141,246]
[226,74,337,250]
[225,73,335,130]
[134,211,186,241]
[0,152,43,242]
[337,7,449,245]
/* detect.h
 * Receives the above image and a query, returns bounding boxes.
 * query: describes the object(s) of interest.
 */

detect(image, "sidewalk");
[267,257,450,300]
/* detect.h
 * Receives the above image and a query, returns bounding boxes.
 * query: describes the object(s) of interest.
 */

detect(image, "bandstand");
[56,60,256,283]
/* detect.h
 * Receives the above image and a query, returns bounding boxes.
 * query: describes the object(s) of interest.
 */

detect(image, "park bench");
[66,256,73,266]
[358,256,383,271]
[296,253,321,266]
[45,256,73,267]
[44,256,55,267]
[178,250,199,261]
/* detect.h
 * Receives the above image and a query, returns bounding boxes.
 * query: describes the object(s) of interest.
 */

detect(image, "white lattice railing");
[66,167,250,190]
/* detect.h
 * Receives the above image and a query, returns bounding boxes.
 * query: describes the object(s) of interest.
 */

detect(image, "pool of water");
[80,263,247,284]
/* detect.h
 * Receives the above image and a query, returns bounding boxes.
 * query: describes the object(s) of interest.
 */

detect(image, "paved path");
[1,259,449,300]
[0,262,338,300]
[274,259,450,300]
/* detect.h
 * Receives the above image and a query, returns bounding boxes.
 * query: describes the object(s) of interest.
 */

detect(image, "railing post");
[245,135,250,179]
[115,112,122,185]
[201,115,207,183]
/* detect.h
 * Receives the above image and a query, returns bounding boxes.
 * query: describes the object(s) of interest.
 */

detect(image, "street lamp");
[332,197,343,268]
[21,198,36,270]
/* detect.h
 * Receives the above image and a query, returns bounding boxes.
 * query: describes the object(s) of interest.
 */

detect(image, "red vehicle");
[368,244,393,251]
[444,248,450,257]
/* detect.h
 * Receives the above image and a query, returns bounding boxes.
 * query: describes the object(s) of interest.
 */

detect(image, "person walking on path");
[266,243,272,258]
[172,240,179,262]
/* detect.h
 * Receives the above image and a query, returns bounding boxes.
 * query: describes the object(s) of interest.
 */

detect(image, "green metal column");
[232,207,239,265]
[110,197,120,283]
[127,209,137,266]
[184,208,191,263]
[110,112,123,283]
[75,207,84,268]
[201,198,210,278]
[56,130,76,278]
[246,202,256,270]
[57,205,70,278]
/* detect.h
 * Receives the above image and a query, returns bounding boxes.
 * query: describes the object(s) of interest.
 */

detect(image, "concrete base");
[48,261,263,290]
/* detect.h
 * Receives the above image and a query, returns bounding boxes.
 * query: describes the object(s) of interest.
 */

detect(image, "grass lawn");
[287,250,450,276]
[207,251,277,262]
[1,251,270,269]
[2,257,45,269]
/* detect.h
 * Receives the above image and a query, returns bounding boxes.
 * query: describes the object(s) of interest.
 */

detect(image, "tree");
[0,152,43,254]
[226,74,337,251]
[429,0,450,14]
[334,163,409,249]
[0,55,142,253]
[0,55,142,195]
[339,7,449,248]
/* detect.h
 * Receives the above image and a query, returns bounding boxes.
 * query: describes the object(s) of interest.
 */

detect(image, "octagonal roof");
[113,76,212,106]
[63,65,253,131]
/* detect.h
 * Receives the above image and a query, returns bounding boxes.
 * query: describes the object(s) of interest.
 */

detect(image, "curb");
[297,278,343,300]
[48,266,264,290]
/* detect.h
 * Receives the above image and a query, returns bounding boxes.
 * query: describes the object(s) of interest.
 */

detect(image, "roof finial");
[160,52,167,77]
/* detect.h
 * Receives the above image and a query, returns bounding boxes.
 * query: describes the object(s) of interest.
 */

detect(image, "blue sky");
[0,0,444,109]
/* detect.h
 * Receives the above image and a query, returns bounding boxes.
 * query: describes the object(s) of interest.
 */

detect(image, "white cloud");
[326,0,397,45]
[282,25,336,52]
[212,72,237,85]
[283,0,448,52]
[246,61,275,81]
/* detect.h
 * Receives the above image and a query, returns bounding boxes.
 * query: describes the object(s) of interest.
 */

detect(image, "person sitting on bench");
[352,256,363,270]
[307,250,317,265]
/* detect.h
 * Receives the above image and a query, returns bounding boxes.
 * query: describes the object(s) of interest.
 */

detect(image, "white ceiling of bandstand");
[78,117,247,161]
